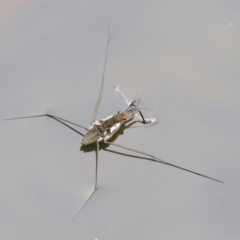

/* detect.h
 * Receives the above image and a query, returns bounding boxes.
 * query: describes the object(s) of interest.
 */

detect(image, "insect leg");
[72,188,97,221]
[47,116,85,136]
[73,141,99,220]
[138,111,147,124]
[74,21,111,217]
[104,140,223,183]
[48,114,88,130]
[5,114,88,131]
[91,20,110,124]
[115,86,156,124]
[125,120,158,129]
[95,141,99,189]
[5,114,85,136]
[115,85,132,106]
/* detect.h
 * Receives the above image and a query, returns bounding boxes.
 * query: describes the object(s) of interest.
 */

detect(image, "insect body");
[82,102,145,145]
[5,22,223,216]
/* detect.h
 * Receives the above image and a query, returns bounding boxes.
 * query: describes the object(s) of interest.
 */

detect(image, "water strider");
[5,22,223,216]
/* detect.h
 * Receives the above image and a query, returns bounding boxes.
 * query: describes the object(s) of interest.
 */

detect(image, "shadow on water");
[80,120,148,153]
[80,121,157,163]
[80,122,126,153]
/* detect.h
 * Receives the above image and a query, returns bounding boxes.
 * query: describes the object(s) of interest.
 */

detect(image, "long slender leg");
[72,188,97,221]
[91,20,110,124]
[5,114,85,136]
[6,114,98,217]
[95,141,99,189]
[74,22,110,218]
[48,114,88,130]
[73,142,99,220]
[47,116,85,136]
[104,140,223,183]
[5,114,88,131]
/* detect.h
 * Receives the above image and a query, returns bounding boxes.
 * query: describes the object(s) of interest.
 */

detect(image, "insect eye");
[118,111,122,114]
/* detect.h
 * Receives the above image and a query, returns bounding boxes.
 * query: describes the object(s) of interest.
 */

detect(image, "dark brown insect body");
[82,104,141,145]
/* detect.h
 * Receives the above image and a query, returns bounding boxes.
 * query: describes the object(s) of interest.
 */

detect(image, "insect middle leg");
[95,141,99,190]
[5,114,87,135]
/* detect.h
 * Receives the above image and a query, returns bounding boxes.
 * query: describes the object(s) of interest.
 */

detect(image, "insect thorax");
[101,112,127,129]
[82,114,125,145]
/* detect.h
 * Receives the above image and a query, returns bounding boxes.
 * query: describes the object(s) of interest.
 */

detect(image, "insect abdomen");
[82,125,105,145]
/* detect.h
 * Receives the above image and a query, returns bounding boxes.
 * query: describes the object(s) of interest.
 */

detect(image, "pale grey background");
[1,0,240,239]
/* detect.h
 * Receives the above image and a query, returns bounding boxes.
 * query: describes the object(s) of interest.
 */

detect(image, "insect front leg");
[138,110,147,124]
[115,86,156,124]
